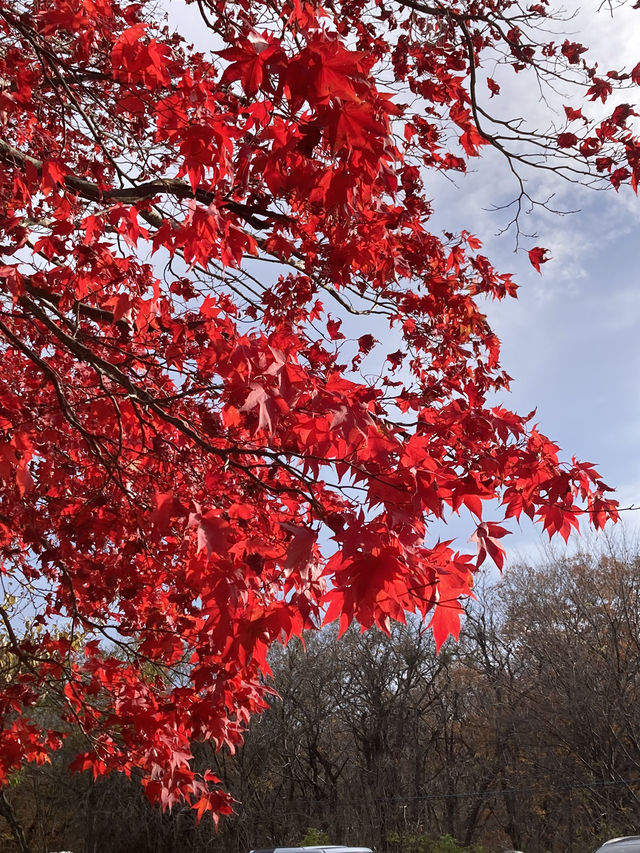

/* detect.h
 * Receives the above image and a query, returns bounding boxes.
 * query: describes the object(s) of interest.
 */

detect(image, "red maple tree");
[0,0,636,820]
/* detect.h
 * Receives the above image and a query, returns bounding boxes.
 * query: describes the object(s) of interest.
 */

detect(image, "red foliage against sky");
[0,0,636,818]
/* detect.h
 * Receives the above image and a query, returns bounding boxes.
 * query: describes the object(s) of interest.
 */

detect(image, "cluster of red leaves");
[0,0,634,819]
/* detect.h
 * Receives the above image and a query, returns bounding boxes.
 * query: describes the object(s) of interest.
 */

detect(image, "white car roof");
[595,838,640,853]
[251,847,374,853]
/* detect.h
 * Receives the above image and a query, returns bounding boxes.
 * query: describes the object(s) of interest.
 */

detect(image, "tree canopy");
[0,0,636,820]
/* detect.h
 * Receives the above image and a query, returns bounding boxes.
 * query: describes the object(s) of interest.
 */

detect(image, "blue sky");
[433,162,640,559]
[164,0,640,562]
[407,0,640,557]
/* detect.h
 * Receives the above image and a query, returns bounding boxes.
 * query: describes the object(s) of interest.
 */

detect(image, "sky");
[426,1,640,558]
[161,0,640,564]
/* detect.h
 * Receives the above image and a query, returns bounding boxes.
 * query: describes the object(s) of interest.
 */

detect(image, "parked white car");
[594,837,640,853]
[250,847,373,853]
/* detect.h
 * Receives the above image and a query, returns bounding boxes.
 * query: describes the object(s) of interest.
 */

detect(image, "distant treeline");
[3,541,640,853]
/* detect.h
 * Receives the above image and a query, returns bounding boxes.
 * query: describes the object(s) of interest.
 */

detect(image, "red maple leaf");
[528,246,550,273]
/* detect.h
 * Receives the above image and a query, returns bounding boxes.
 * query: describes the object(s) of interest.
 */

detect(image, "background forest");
[3,539,640,853]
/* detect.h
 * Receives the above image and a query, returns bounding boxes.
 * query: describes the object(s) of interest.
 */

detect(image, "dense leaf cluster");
[0,0,636,816]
